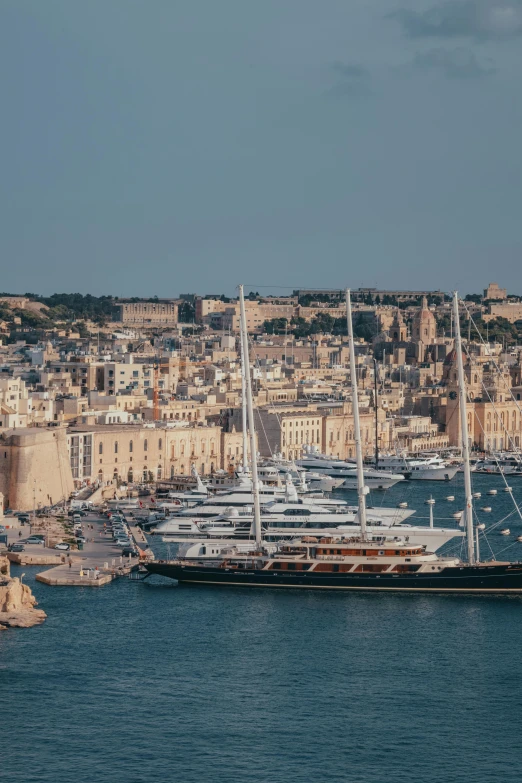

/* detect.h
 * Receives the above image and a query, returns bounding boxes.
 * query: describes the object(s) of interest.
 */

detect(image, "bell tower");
[389,309,407,342]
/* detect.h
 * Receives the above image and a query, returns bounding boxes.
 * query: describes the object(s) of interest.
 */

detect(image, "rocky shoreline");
[0,556,46,630]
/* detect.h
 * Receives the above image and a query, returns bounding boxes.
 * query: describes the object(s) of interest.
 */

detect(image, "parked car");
[75,535,87,544]
[115,539,131,547]
[54,543,70,551]
[8,543,25,552]
[0,525,5,533]
[122,548,139,558]
[25,536,45,545]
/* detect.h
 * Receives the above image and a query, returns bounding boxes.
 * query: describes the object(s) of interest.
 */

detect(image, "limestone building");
[0,427,74,511]
[444,351,522,450]
[67,423,224,485]
[113,301,179,327]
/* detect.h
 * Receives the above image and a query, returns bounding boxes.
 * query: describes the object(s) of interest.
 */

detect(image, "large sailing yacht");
[146,289,522,593]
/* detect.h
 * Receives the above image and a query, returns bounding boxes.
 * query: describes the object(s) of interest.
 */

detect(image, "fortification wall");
[0,428,74,511]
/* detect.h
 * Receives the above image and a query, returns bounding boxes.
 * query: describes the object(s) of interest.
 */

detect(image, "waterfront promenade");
[5,512,148,587]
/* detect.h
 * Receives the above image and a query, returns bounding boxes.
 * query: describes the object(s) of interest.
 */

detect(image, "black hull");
[145,562,522,593]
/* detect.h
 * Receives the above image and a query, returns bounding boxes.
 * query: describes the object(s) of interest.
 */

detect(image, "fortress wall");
[0,428,74,511]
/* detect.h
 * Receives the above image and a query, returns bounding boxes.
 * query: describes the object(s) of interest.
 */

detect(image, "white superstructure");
[365,454,459,481]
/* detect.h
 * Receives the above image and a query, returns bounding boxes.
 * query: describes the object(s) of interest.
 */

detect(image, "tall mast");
[240,329,249,473]
[373,357,379,468]
[346,289,368,540]
[452,291,475,564]
[239,285,262,548]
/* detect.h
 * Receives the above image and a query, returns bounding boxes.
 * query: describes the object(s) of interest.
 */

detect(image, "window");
[129,440,133,453]
[114,441,118,454]
[159,438,163,450]
[144,439,148,452]
[99,442,103,455]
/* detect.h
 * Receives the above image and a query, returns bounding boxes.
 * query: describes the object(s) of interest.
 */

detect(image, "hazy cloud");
[330,62,371,96]
[414,47,495,77]
[390,1,522,41]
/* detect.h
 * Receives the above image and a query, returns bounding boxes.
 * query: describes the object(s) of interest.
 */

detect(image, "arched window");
[114,441,118,454]
[129,440,133,453]
[99,442,103,455]
[157,466,162,479]
[170,465,175,479]
[144,439,148,452]
[180,441,185,456]
[201,440,206,454]
[159,438,163,450]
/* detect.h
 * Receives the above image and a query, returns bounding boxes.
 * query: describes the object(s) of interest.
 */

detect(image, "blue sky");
[1,0,521,297]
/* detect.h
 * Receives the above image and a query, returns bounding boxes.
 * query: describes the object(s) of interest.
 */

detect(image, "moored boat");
[145,289,522,594]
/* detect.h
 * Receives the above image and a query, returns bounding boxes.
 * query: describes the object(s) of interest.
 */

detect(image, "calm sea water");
[2,473,522,783]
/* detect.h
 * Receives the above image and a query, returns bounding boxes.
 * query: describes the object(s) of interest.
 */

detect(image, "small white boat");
[425,498,436,506]
[504,487,512,493]
[473,492,481,499]
[481,506,492,513]
[397,502,408,509]
[517,536,522,543]
[477,523,486,530]
[500,528,510,536]
[446,496,455,501]
[453,511,463,520]
[488,489,497,496]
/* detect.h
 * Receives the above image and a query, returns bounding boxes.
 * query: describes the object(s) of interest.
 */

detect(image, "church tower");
[412,297,437,343]
[389,309,407,342]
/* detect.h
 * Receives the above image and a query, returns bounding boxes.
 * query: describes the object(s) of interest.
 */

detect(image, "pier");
[3,511,153,588]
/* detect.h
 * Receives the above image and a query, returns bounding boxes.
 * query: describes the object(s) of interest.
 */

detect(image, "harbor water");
[2,473,522,783]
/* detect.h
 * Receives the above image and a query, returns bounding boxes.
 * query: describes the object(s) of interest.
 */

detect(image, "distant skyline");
[1,1,521,297]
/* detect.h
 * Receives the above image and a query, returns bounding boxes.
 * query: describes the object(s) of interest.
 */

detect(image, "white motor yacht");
[296,449,404,489]
[155,497,462,552]
[365,454,459,481]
